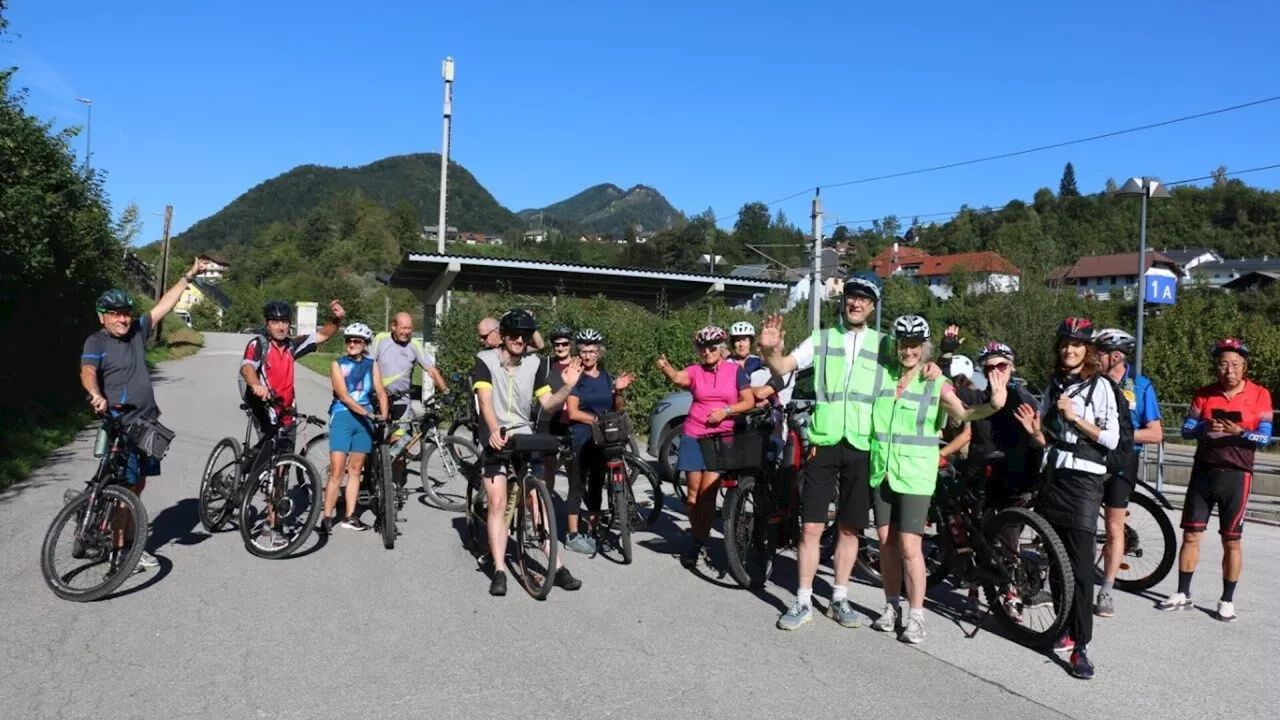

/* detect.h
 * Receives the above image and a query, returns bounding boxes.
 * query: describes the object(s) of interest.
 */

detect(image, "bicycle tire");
[517,475,559,600]
[379,444,397,549]
[982,506,1074,650]
[421,435,480,512]
[301,433,330,480]
[464,475,487,559]
[614,474,633,565]
[622,451,663,529]
[41,485,148,602]
[657,426,684,503]
[722,475,776,590]
[1101,491,1177,593]
[238,453,323,559]
[198,437,242,532]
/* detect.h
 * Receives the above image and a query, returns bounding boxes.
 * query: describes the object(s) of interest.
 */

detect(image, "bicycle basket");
[125,416,176,460]
[590,411,632,448]
[698,428,768,472]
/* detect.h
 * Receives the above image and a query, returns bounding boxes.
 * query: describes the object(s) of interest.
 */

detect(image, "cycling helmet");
[95,289,134,313]
[263,300,292,321]
[574,328,604,344]
[1057,316,1094,343]
[728,321,756,338]
[948,355,975,380]
[1211,337,1249,358]
[343,322,374,341]
[843,270,883,304]
[499,308,538,336]
[892,314,931,341]
[550,325,574,341]
[1093,328,1137,355]
[694,326,728,346]
[977,341,1015,364]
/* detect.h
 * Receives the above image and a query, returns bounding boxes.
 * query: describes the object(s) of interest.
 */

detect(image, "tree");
[1212,165,1229,188]
[391,199,421,252]
[733,201,771,247]
[113,201,143,249]
[1059,162,1080,198]
[624,224,637,245]
[830,225,851,244]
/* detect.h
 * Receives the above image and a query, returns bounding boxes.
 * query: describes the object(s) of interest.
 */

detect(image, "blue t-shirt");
[570,368,615,446]
[330,355,375,415]
[1122,365,1161,448]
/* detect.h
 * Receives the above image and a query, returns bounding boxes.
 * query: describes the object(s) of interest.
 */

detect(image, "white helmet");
[892,314,931,341]
[947,355,975,381]
[729,321,756,337]
[343,322,374,342]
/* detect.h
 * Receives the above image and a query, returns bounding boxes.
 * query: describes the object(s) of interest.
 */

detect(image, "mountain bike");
[1092,474,1177,592]
[198,398,324,559]
[583,412,664,564]
[464,425,561,599]
[41,404,152,602]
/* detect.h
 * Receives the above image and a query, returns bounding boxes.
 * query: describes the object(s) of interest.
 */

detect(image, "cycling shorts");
[872,482,932,535]
[329,411,374,455]
[1182,465,1252,539]
[800,441,871,529]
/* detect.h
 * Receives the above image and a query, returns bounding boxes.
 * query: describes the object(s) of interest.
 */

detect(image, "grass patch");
[146,319,205,367]
[298,352,337,377]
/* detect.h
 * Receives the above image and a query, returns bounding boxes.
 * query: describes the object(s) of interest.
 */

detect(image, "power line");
[708,94,1280,228]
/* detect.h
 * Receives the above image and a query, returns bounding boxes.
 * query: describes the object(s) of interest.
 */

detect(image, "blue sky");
[4,0,1279,243]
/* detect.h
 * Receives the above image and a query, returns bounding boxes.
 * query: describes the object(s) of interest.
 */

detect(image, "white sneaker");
[1217,600,1237,622]
[1156,592,1192,611]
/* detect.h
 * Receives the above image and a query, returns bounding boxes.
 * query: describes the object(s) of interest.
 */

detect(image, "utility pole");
[809,189,822,332]
[435,57,454,324]
[154,204,173,342]
[76,97,92,171]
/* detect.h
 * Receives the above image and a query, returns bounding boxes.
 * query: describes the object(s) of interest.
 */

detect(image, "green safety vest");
[870,369,944,495]
[806,327,887,451]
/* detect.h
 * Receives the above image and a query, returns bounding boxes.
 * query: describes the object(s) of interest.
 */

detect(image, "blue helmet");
[843,270,883,304]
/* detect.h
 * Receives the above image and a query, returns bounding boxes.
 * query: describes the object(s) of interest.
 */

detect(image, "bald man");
[373,312,449,496]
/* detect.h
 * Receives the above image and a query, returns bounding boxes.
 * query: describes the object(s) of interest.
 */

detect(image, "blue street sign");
[1145,271,1177,305]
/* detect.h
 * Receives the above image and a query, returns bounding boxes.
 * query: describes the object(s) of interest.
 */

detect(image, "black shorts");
[480,450,545,480]
[1181,465,1253,539]
[1103,452,1140,509]
[800,441,871,529]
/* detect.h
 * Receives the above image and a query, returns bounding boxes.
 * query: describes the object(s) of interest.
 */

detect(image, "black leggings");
[1053,523,1096,647]
[567,442,607,516]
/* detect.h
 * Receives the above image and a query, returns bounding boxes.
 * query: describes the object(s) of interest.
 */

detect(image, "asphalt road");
[4,332,1276,720]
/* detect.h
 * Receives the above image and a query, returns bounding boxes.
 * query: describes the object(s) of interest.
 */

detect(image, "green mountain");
[518,183,681,237]
[174,153,523,254]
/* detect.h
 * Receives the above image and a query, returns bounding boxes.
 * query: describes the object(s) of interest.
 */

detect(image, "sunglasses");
[553,340,571,347]
[346,337,366,344]
[504,333,529,342]
[697,344,721,352]
[983,362,1010,373]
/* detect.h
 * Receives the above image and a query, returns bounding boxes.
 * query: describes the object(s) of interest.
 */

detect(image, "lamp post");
[700,253,723,322]
[1113,177,1171,378]
[75,97,92,170]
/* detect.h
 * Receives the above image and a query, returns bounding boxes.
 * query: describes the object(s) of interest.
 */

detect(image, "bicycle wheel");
[378,444,397,549]
[301,433,330,480]
[421,435,481,512]
[855,507,949,591]
[199,437,242,532]
[657,426,684,503]
[622,451,663,529]
[722,475,777,590]
[239,453,323,559]
[613,468,633,564]
[1097,491,1176,593]
[982,506,1074,649]
[464,474,488,559]
[41,485,148,602]
[516,474,559,600]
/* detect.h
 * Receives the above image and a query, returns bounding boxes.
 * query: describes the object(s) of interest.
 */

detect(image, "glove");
[940,336,960,354]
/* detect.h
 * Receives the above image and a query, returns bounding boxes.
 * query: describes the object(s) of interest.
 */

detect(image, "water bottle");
[93,426,109,458]
[390,432,412,457]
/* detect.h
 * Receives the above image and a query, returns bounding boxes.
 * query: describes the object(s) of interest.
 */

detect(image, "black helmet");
[499,308,538,336]
[95,289,134,314]
[1057,316,1094,343]
[263,300,291,321]
[550,325,574,341]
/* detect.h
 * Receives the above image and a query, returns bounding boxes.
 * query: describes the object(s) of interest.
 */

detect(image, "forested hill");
[517,183,682,237]
[173,153,523,254]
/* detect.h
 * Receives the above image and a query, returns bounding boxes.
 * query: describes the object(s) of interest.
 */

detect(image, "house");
[175,278,232,324]
[784,247,848,309]
[869,245,1021,299]
[1158,248,1222,282]
[522,229,548,244]
[196,252,230,281]
[457,232,488,245]
[1222,271,1280,291]
[421,225,459,242]
[729,264,775,280]
[1048,251,1181,299]
[578,233,615,243]
[1191,256,1280,288]
[635,231,655,244]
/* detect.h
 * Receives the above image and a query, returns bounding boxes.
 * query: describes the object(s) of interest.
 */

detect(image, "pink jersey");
[683,361,749,438]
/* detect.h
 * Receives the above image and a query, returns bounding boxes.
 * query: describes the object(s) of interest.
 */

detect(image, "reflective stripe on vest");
[871,373,944,495]
[807,327,884,451]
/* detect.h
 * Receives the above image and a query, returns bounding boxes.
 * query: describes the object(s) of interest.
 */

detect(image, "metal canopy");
[388,253,790,310]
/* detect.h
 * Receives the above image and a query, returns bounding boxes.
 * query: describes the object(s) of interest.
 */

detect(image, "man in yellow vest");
[760,271,941,631]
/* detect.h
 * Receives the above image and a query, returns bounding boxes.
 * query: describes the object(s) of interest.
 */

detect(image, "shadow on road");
[148,498,211,550]
[108,554,174,600]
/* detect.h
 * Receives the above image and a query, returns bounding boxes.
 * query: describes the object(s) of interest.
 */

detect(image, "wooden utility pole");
[154,205,173,342]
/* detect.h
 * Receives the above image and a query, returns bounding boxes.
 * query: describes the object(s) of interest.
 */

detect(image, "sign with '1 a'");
[1144,269,1178,305]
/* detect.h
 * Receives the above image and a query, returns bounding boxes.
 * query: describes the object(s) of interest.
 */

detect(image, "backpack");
[1102,377,1136,475]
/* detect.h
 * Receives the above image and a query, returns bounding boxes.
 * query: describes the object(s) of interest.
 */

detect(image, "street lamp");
[700,253,724,321]
[1114,176,1171,378]
[75,97,93,170]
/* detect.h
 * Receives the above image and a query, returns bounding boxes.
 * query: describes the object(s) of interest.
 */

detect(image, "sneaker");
[1157,592,1192,611]
[136,550,160,569]
[1025,588,1054,609]
[554,566,582,591]
[339,517,370,531]
[1054,634,1075,654]
[565,533,597,555]
[318,517,332,535]
[828,599,863,628]
[1217,600,1237,622]
[900,614,926,644]
[680,544,702,569]
[1094,590,1115,618]
[871,603,898,633]
[1069,646,1095,680]
[777,602,813,631]
[489,570,507,596]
